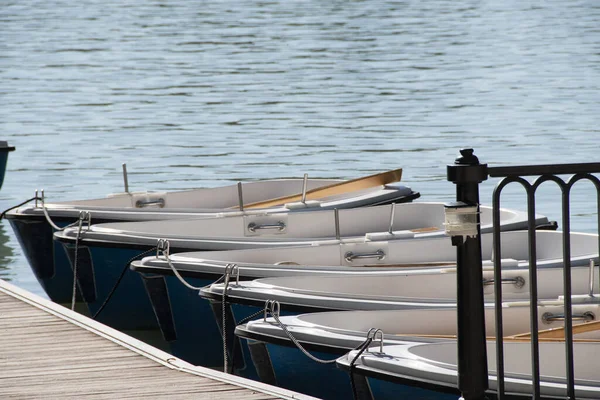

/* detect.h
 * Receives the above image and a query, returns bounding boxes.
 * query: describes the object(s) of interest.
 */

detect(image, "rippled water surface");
[1,0,599,296]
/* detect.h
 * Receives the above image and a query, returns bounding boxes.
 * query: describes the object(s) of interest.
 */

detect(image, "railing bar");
[492,184,505,399]
[561,187,575,399]
[527,188,541,400]
[489,163,600,177]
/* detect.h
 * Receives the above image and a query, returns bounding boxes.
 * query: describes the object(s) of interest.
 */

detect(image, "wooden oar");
[237,168,403,209]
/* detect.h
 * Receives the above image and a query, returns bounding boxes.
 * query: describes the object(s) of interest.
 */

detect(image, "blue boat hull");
[237,335,459,400]
[143,273,225,368]
[0,150,9,189]
[257,339,353,399]
[141,273,272,373]
[365,375,458,400]
[10,218,83,304]
[58,242,160,330]
[134,274,299,376]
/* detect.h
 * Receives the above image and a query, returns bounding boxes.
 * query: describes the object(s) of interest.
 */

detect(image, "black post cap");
[455,148,479,165]
[447,148,488,184]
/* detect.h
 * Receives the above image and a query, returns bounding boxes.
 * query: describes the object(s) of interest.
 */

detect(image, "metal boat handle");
[224,263,240,286]
[264,300,281,322]
[156,238,170,258]
[542,311,595,324]
[482,276,525,289]
[367,328,384,353]
[248,221,286,232]
[136,198,165,208]
[345,249,385,262]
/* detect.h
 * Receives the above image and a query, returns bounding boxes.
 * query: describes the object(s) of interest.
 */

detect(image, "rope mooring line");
[70,214,86,310]
[40,199,78,231]
[349,329,383,400]
[222,276,229,373]
[235,308,268,327]
[260,301,384,382]
[221,263,238,374]
[91,245,158,320]
[156,240,239,374]
[0,193,82,233]
[271,318,339,364]
[0,196,42,221]
[163,254,206,291]
[158,239,230,291]
[156,240,238,373]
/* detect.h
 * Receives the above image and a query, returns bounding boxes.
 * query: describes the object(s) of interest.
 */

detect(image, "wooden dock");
[0,279,317,399]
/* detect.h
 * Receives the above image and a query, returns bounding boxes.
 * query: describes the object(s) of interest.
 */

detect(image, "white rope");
[70,211,91,311]
[158,239,238,373]
[40,200,66,231]
[38,196,81,231]
[221,263,237,374]
[159,240,233,292]
[223,272,229,373]
[163,252,206,291]
[263,301,383,366]
[265,300,338,365]
[70,218,83,310]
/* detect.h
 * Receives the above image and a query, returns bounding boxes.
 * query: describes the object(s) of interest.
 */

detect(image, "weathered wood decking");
[0,279,316,399]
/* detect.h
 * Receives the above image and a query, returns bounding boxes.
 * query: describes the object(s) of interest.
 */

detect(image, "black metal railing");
[448,149,600,400]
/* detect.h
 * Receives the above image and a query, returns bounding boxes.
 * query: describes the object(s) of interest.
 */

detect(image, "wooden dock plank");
[0,279,317,400]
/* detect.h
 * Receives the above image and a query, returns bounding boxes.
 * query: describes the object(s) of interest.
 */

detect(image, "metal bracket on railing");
[366,328,384,353]
[78,210,92,231]
[135,198,165,208]
[247,221,286,233]
[345,249,385,262]
[542,311,595,324]
[156,238,170,258]
[224,263,240,286]
[483,276,525,289]
[264,299,281,322]
[34,189,47,208]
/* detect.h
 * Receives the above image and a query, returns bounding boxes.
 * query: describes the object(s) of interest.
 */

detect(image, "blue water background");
[1,0,599,296]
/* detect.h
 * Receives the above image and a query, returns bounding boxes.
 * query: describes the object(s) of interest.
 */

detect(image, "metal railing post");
[447,149,489,400]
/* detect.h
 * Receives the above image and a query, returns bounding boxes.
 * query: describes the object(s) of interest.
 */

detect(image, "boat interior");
[156,230,598,270]
[229,264,600,303]
[253,302,600,343]
[75,202,543,242]
[40,179,344,210]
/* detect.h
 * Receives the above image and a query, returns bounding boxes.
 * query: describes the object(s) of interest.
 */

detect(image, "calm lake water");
[1,0,599,297]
